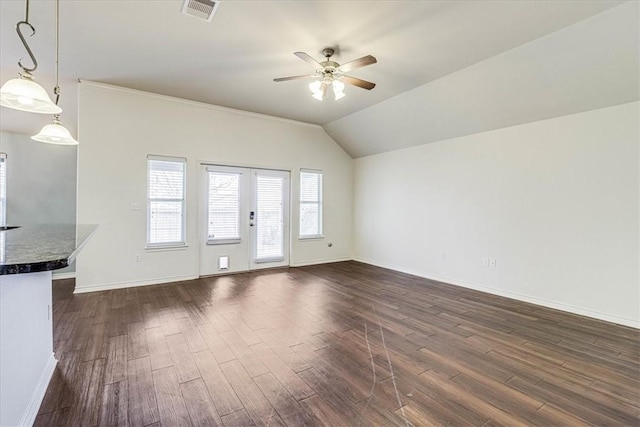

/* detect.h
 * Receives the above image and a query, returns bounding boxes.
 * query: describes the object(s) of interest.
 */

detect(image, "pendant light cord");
[53,0,60,108]
[24,0,30,22]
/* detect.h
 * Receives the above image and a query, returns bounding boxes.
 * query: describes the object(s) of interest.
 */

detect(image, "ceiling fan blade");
[341,75,376,90]
[273,74,315,82]
[294,52,322,68]
[338,55,377,73]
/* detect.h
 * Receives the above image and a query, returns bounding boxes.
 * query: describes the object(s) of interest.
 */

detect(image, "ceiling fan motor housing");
[322,48,335,58]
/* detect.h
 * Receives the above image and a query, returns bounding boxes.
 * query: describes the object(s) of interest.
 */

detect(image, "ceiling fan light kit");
[274,47,377,101]
[0,0,60,114]
[309,78,345,101]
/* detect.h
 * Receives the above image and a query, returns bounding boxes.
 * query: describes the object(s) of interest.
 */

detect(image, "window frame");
[0,153,6,226]
[298,168,323,240]
[146,154,187,249]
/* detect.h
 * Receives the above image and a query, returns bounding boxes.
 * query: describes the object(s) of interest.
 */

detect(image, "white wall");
[0,132,77,226]
[76,82,352,292]
[0,132,78,274]
[354,102,639,327]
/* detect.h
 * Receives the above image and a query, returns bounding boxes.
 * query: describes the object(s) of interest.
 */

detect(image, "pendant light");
[0,0,61,114]
[32,0,78,146]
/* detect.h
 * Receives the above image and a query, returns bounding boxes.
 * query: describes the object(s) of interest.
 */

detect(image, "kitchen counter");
[0,223,97,275]
[0,223,97,426]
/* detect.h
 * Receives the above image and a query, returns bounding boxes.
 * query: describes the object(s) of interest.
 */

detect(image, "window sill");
[145,244,189,252]
[299,235,324,241]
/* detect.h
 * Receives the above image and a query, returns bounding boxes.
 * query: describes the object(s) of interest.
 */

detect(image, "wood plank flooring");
[36,261,639,426]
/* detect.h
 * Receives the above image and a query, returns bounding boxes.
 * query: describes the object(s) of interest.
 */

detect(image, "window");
[299,169,322,238]
[206,169,241,244]
[0,153,6,226]
[147,155,186,247]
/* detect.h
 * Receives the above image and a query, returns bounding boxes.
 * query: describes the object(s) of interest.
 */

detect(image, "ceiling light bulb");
[312,91,324,101]
[334,90,345,101]
[0,73,61,114]
[309,80,322,93]
[31,116,78,145]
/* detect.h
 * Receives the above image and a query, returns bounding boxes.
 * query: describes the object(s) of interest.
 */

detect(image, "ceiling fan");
[274,48,377,101]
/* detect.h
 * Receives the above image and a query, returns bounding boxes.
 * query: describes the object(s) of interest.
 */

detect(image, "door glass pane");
[256,175,284,260]
[208,172,240,241]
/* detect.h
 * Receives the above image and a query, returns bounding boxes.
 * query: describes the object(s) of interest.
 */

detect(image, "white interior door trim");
[199,163,291,276]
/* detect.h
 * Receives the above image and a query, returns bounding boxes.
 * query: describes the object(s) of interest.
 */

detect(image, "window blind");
[147,156,186,246]
[256,175,284,260]
[207,171,240,242]
[299,170,322,238]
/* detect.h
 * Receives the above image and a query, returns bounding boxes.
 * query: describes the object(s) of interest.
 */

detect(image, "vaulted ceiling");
[1,0,637,157]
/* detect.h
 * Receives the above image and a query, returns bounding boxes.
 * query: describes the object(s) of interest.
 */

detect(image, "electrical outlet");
[131,202,141,211]
[442,251,446,260]
[135,254,141,262]
[483,258,489,267]
[490,258,497,267]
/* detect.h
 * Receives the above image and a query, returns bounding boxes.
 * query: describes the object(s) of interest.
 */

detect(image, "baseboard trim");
[20,352,57,427]
[74,275,199,294]
[52,272,76,280]
[290,257,352,267]
[73,258,353,293]
[354,257,639,329]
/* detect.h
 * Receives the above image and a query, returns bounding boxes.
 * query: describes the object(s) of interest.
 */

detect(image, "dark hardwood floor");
[35,261,639,426]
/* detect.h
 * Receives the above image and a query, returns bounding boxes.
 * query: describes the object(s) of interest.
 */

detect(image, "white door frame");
[198,163,291,276]
[249,168,290,271]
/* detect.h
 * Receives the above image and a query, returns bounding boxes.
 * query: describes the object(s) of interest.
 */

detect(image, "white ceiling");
[0,0,635,157]
[327,1,640,157]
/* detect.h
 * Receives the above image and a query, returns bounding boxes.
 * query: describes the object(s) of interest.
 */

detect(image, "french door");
[199,165,290,276]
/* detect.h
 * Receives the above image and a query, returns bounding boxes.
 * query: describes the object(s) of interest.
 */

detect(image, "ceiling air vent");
[181,0,220,22]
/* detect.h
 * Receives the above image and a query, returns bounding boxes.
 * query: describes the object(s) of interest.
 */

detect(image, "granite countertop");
[0,224,98,275]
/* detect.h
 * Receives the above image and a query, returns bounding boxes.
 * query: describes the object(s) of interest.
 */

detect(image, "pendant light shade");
[0,73,61,114]
[31,116,78,145]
